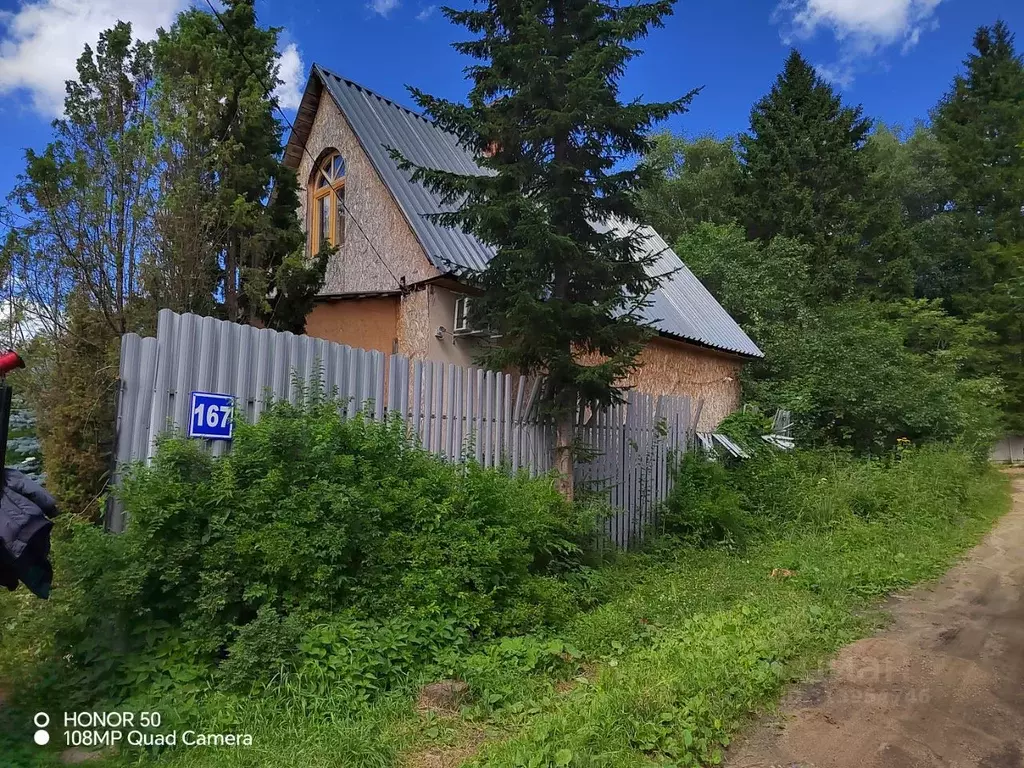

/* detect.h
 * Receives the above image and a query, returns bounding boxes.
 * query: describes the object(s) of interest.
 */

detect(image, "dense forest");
[640,22,1023,455]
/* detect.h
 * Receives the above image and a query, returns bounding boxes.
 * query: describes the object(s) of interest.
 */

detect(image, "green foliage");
[933,21,1024,244]
[682,223,1004,455]
[392,0,695,472]
[740,49,871,300]
[930,21,1024,432]
[0,440,1007,768]
[653,29,1022,449]
[752,301,1004,455]
[659,453,746,547]
[32,299,120,517]
[153,0,325,329]
[1,22,157,514]
[288,611,474,707]
[3,21,159,338]
[469,448,1008,768]
[459,636,580,715]
[4,399,593,709]
[716,407,773,450]
[677,223,810,343]
[637,132,742,242]
[3,3,324,518]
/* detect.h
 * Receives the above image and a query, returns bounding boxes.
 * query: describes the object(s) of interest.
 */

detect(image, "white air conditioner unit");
[453,296,473,335]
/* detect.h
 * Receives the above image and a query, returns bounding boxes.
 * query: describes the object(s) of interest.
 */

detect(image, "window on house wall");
[311,151,346,252]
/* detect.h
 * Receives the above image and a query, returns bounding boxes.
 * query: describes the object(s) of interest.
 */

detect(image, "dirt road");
[726,469,1024,768]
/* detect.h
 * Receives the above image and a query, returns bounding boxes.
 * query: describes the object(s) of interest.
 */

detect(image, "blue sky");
[0,0,1022,208]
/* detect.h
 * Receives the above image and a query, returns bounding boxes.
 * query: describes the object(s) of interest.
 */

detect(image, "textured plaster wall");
[629,338,743,430]
[396,286,431,358]
[427,284,484,367]
[306,285,742,428]
[305,296,399,355]
[296,94,438,294]
[421,283,743,428]
[577,337,743,431]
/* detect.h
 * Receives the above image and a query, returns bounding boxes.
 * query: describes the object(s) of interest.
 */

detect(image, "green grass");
[0,458,1011,768]
[470,479,1012,768]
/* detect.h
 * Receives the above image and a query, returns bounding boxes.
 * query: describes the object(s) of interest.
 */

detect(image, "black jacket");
[0,469,59,598]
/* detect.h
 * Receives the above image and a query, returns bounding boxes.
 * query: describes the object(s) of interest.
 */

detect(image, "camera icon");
[33,713,50,746]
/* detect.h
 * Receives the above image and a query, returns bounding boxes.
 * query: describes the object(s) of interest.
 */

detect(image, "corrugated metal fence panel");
[111,311,392,530]
[112,311,702,543]
[110,333,159,532]
[573,391,696,549]
[991,436,1024,463]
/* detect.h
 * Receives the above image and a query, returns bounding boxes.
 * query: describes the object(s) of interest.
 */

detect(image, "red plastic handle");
[0,350,25,376]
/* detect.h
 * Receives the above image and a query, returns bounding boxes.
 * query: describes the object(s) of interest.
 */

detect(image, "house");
[283,66,763,430]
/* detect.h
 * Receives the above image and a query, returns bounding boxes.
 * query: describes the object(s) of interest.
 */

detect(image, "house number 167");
[187,392,235,440]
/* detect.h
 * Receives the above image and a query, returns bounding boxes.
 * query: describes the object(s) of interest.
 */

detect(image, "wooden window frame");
[310,152,346,253]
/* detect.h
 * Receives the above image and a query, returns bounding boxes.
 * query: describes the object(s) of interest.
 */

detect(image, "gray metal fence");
[991,436,1024,464]
[112,310,699,545]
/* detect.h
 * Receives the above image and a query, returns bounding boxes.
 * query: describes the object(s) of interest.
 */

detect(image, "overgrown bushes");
[0,405,1007,768]
[660,453,746,546]
[2,399,595,707]
[663,443,988,546]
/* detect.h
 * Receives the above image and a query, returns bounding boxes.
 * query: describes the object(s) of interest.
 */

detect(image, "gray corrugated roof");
[313,65,763,358]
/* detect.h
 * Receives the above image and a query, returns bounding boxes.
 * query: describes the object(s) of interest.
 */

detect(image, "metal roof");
[312,65,763,359]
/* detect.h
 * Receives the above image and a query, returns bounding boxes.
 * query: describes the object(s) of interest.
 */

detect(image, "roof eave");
[283,70,324,171]
[654,328,763,361]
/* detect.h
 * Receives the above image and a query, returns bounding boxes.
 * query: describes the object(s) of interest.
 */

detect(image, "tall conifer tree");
[154,0,325,331]
[933,21,1024,246]
[740,50,870,300]
[933,21,1024,431]
[396,0,693,498]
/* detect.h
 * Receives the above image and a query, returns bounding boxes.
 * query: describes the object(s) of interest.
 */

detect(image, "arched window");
[311,151,346,252]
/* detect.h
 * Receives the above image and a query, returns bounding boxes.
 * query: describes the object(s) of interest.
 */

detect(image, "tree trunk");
[550,0,575,502]
[555,411,574,502]
[225,234,238,321]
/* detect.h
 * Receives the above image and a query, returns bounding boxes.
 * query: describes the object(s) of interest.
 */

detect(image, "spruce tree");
[933,20,1024,246]
[740,50,870,301]
[933,21,1024,432]
[396,0,693,498]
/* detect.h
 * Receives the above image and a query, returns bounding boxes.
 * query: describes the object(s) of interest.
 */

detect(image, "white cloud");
[274,42,305,111]
[0,0,187,118]
[368,0,400,17]
[814,62,855,88]
[775,0,943,84]
[416,5,437,21]
[1,0,308,117]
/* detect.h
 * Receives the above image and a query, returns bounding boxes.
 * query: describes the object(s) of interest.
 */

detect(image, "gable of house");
[286,65,763,361]
[285,70,439,296]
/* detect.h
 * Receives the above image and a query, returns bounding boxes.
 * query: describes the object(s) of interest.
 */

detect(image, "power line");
[200,0,406,292]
